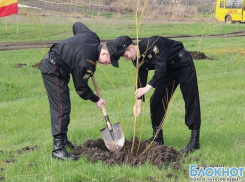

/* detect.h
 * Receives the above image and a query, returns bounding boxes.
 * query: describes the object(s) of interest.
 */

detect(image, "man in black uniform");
[40,22,122,160]
[112,35,201,153]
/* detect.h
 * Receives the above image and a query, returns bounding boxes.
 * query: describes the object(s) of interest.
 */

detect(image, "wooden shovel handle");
[91,75,102,98]
[91,75,106,114]
[91,75,113,130]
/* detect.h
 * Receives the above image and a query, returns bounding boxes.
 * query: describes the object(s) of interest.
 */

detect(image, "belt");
[177,47,188,58]
[45,53,57,66]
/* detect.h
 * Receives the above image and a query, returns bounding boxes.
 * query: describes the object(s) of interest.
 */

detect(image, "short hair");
[102,44,108,50]
[126,42,136,51]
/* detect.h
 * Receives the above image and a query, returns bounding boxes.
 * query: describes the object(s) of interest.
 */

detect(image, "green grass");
[1,13,245,42]
[0,14,245,181]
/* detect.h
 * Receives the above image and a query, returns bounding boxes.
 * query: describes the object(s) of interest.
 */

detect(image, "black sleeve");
[137,66,148,89]
[137,65,149,102]
[72,67,99,102]
[72,22,92,36]
[148,42,167,88]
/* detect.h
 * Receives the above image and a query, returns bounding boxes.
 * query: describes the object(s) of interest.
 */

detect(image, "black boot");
[52,134,79,160]
[64,133,76,150]
[149,126,164,144]
[181,130,200,153]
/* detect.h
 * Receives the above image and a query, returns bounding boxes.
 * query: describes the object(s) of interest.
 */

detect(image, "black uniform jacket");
[49,22,101,102]
[133,36,184,89]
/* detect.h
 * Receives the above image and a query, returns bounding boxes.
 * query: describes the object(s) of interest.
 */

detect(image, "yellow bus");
[215,0,245,23]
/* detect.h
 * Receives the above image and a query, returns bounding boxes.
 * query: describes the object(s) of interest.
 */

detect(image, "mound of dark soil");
[17,145,39,154]
[32,62,42,68]
[4,159,15,164]
[15,63,27,68]
[72,137,182,169]
[189,51,214,60]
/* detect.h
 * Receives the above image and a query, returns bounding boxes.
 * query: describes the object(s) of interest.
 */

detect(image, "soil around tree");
[72,137,183,169]
[0,140,197,180]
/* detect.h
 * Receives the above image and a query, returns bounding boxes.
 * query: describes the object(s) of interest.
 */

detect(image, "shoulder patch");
[153,46,159,54]
[83,74,90,81]
[83,70,94,81]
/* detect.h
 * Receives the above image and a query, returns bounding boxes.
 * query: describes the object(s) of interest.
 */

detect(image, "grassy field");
[0,13,245,182]
[1,13,245,42]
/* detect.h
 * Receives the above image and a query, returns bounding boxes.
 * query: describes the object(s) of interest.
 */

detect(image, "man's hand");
[96,98,105,109]
[135,84,153,99]
[133,99,142,117]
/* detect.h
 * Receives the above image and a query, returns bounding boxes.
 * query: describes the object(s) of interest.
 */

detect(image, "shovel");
[91,75,125,152]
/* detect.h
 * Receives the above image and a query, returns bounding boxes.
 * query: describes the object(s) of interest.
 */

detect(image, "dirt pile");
[72,137,182,169]
[16,145,39,154]
[0,145,39,181]
[15,63,27,68]
[32,62,42,68]
[189,51,214,60]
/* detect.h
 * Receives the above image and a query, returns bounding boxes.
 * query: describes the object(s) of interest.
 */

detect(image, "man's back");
[49,22,100,73]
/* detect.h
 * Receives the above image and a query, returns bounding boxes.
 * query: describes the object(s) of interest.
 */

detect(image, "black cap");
[106,36,133,67]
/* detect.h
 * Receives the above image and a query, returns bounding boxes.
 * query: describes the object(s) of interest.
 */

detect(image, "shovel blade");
[100,123,125,152]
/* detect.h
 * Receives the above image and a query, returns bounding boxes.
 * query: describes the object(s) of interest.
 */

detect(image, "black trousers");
[40,58,71,136]
[150,52,201,130]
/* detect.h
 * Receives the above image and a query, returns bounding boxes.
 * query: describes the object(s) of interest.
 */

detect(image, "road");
[1,31,245,51]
